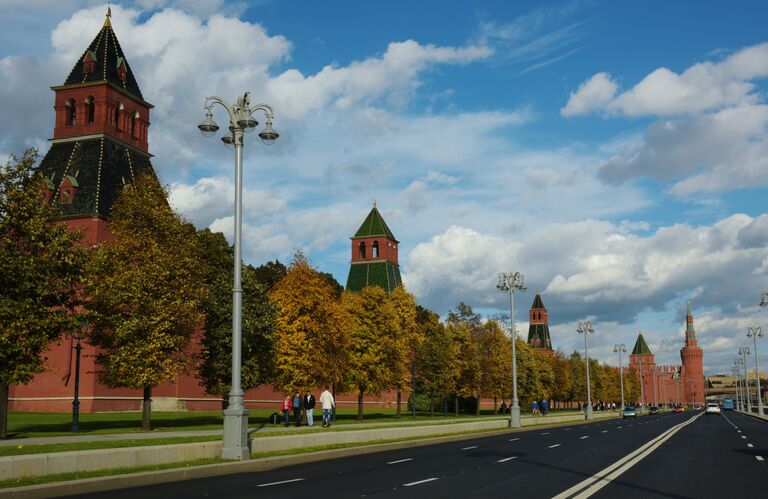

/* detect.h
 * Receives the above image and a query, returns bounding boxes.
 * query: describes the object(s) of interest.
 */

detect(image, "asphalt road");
[79,411,767,499]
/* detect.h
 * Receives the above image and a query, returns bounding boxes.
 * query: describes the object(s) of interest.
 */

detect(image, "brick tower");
[37,8,156,244]
[629,333,657,407]
[680,301,705,406]
[345,203,402,292]
[527,293,553,354]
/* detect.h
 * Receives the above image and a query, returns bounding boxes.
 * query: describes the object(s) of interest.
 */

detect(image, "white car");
[705,402,721,415]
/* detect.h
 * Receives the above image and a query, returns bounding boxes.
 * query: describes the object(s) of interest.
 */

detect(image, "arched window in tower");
[131,111,139,138]
[372,241,379,258]
[66,98,76,126]
[114,101,123,129]
[358,241,366,259]
[85,96,95,124]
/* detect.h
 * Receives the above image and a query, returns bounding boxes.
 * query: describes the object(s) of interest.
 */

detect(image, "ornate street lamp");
[497,272,526,427]
[613,344,626,411]
[747,326,764,416]
[731,363,741,411]
[198,92,278,460]
[637,357,646,414]
[739,346,752,413]
[577,321,595,420]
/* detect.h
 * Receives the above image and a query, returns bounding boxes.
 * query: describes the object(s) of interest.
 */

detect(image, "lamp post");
[739,346,752,413]
[731,364,741,411]
[747,326,764,416]
[198,92,278,460]
[637,358,646,414]
[649,365,659,408]
[70,333,83,433]
[497,272,526,428]
[577,321,595,420]
[613,344,626,411]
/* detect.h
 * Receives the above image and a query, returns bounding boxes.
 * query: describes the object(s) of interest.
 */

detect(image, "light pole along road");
[747,326,763,416]
[577,320,595,420]
[198,92,279,459]
[497,272,526,428]
[613,343,626,411]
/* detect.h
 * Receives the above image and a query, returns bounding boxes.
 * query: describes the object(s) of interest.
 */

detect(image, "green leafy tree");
[479,320,513,412]
[516,338,554,409]
[196,229,275,404]
[270,251,351,395]
[84,174,206,430]
[343,285,400,420]
[0,149,85,438]
[414,306,453,416]
[446,320,480,416]
[388,286,421,418]
[252,260,287,291]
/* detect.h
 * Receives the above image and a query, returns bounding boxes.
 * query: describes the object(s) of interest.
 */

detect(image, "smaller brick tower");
[527,293,553,354]
[345,203,402,292]
[680,301,705,406]
[629,333,657,406]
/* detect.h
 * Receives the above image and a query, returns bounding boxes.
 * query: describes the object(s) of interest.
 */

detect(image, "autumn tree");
[343,285,400,420]
[270,251,351,395]
[84,174,206,430]
[478,320,513,413]
[388,286,421,418]
[445,320,480,416]
[414,306,453,416]
[196,229,275,404]
[516,338,554,409]
[0,149,85,438]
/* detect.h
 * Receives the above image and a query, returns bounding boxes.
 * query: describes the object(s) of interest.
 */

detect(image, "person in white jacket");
[319,385,335,428]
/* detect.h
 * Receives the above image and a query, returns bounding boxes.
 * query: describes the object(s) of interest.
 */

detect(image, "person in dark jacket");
[304,391,317,427]
[292,392,302,427]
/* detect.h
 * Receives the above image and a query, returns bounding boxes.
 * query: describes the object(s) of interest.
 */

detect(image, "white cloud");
[561,72,617,116]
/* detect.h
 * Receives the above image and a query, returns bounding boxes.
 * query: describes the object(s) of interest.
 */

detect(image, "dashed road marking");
[742,436,747,439]
[462,445,478,450]
[387,458,414,465]
[257,478,305,487]
[747,444,754,448]
[403,478,439,487]
[549,443,562,448]
[601,430,608,433]
[580,436,589,439]
[540,432,550,435]
[565,428,572,431]
[497,456,518,463]
[756,456,765,462]
[509,437,520,442]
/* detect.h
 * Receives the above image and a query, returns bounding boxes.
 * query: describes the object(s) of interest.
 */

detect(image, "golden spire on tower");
[104,6,112,27]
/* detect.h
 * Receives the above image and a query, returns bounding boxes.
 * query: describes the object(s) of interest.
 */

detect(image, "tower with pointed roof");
[37,8,156,244]
[527,293,553,354]
[346,203,402,292]
[680,301,704,406]
[629,332,658,406]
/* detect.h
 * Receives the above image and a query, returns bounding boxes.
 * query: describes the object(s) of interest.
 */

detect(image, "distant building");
[345,203,402,292]
[527,293,553,354]
[628,301,705,407]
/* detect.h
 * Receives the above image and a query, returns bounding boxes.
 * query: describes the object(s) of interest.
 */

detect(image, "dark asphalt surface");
[77,411,766,499]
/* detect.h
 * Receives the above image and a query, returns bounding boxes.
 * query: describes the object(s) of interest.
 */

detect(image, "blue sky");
[2,0,768,375]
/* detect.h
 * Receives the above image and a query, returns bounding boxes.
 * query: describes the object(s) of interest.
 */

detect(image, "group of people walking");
[281,386,336,428]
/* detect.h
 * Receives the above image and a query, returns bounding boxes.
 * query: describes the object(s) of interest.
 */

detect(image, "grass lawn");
[5,407,587,439]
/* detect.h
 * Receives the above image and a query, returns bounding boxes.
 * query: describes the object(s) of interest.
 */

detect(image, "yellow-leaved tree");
[479,320,513,413]
[343,285,400,420]
[85,174,206,430]
[388,286,421,418]
[270,251,351,396]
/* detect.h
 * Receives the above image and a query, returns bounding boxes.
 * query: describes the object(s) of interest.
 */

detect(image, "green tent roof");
[353,204,397,241]
[346,261,402,293]
[631,333,653,356]
[531,293,546,310]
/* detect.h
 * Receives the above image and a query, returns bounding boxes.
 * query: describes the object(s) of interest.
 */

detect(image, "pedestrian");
[532,399,539,416]
[320,385,335,428]
[282,394,292,427]
[304,390,316,427]
[541,398,549,416]
[292,392,302,427]
[500,400,507,415]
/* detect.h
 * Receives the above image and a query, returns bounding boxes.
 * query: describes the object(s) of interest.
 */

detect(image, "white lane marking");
[403,478,439,487]
[747,443,754,448]
[601,430,608,433]
[742,436,747,439]
[738,430,742,433]
[540,432,550,435]
[387,458,414,465]
[553,412,703,499]
[497,456,518,463]
[549,443,561,448]
[509,437,521,442]
[462,445,478,450]
[565,428,572,431]
[257,478,305,487]
[757,456,765,462]
[580,436,589,439]
[617,426,623,429]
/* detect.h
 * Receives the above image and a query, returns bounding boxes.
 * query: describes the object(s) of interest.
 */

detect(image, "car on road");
[672,406,684,413]
[648,406,659,415]
[705,402,721,415]
[722,397,734,410]
[622,406,638,418]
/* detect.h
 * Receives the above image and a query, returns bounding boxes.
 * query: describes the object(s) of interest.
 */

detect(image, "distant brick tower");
[629,333,657,406]
[37,8,156,244]
[345,203,402,292]
[680,301,705,406]
[527,293,553,354]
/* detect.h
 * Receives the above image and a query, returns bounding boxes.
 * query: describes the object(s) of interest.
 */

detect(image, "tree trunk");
[476,392,480,416]
[494,397,498,414]
[396,389,402,419]
[142,385,152,431]
[357,388,365,420]
[0,383,8,439]
[454,395,459,417]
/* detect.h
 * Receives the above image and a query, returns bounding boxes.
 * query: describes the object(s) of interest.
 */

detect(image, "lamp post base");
[509,405,521,428]
[222,407,250,460]
[585,405,594,420]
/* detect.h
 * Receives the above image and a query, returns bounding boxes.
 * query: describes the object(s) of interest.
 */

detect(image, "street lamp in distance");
[613,344,626,411]
[577,321,595,420]
[496,271,526,428]
[747,326,764,417]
